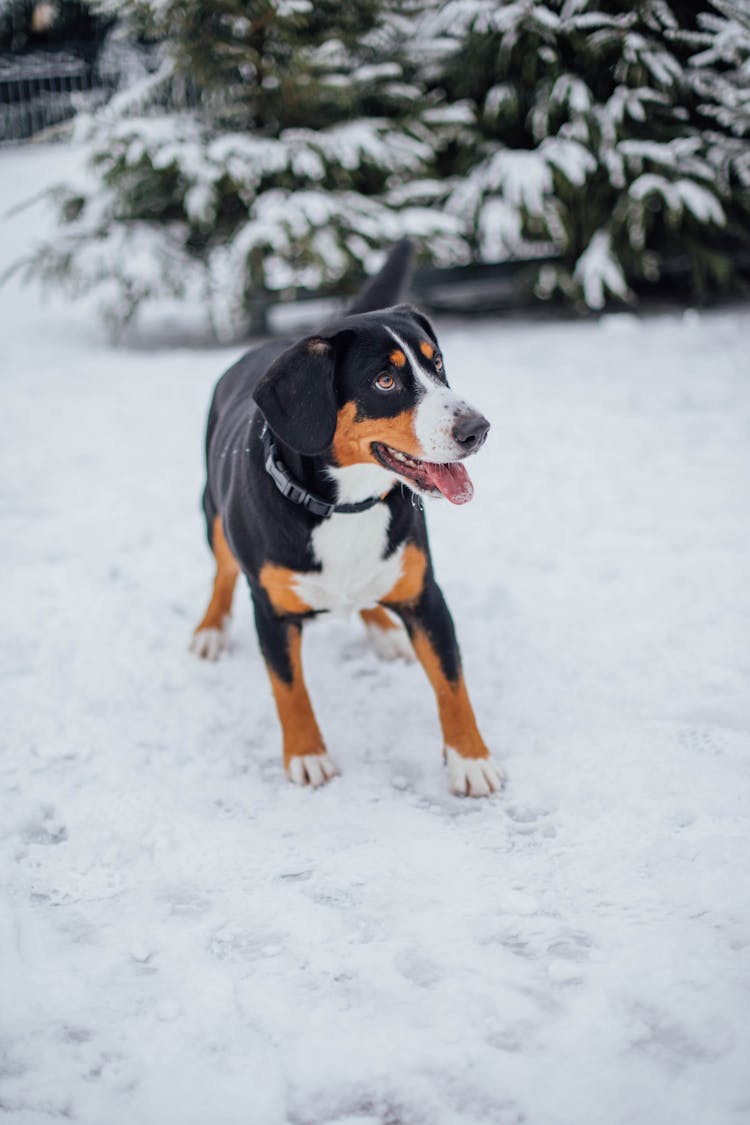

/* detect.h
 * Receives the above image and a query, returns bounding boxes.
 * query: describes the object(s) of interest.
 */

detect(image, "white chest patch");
[294,506,403,616]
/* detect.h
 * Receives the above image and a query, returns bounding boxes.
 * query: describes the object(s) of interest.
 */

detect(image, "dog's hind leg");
[190,514,239,661]
[360,606,414,662]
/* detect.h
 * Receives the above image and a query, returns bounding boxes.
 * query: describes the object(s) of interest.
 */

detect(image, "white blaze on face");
[385,328,474,462]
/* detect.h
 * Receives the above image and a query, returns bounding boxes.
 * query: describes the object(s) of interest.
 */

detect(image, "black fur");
[199,245,465,687]
[253,337,338,456]
[344,238,413,317]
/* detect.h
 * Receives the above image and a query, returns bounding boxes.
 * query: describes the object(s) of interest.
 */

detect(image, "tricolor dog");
[191,242,504,797]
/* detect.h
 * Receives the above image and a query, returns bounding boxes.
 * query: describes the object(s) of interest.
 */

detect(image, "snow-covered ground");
[1,145,749,1125]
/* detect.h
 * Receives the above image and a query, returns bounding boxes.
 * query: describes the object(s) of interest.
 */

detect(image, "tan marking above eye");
[307,337,330,356]
[332,401,422,467]
[419,341,434,359]
[389,349,406,368]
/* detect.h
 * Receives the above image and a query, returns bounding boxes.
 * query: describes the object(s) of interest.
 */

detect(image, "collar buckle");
[261,424,365,519]
[264,442,326,511]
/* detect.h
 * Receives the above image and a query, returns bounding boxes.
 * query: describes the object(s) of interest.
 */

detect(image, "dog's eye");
[434,354,443,372]
[374,372,397,392]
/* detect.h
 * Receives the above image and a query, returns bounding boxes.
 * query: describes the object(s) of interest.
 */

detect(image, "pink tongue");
[424,461,474,505]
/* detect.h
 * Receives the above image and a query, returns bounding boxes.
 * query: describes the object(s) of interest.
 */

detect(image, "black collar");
[261,424,385,519]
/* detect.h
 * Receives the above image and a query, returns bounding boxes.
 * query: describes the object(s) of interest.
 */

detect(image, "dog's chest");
[294,506,403,615]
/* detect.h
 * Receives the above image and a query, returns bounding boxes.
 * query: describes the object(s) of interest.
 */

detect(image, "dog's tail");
[345,240,414,316]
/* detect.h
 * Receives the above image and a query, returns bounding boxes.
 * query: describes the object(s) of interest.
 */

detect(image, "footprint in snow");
[505,804,557,837]
[394,949,443,988]
[22,805,68,846]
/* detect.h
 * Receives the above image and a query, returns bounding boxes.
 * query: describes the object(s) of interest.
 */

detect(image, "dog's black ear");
[394,303,438,345]
[410,308,438,345]
[253,336,337,455]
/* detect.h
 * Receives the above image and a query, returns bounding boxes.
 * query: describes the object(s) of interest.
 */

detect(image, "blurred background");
[2,7,749,1125]
[1,0,749,337]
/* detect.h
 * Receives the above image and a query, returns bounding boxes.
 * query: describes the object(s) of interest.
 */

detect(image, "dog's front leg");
[391,581,504,797]
[251,595,337,787]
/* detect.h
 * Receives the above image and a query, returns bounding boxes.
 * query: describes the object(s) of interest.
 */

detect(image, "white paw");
[445,747,505,797]
[366,620,414,662]
[287,753,338,788]
[189,617,230,661]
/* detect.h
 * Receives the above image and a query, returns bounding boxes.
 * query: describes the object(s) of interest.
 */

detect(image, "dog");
[190,242,504,797]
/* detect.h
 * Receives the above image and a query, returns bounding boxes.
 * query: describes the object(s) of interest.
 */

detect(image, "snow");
[574,228,630,309]
[549,74,592,115]
[2,143,750,1125]
[629,174,726,225]
[448,137,596,265]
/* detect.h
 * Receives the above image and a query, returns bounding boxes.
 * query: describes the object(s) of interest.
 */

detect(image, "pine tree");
[423,0,748,308]
[20,0,750,323]
[25,0,462,337]
[685,0,750,259]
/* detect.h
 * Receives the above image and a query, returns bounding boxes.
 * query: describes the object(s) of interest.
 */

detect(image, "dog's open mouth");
[371,442,474,505]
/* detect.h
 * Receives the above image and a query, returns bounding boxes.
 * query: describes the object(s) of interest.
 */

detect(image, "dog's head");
[253,305,489,505]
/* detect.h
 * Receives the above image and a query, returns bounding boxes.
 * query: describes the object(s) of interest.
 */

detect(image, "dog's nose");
[452,411,490,451]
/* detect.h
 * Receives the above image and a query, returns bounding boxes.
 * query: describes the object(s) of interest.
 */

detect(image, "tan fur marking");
[360,605,400,632]
[411,628,489,760]
[267,627,326,766]
[259,563,313,616]
[389,349,406,367]
[194,515,240,633]
[307,338,330,356]
[382,543,427,606]
[332,401,422,468]
[419,341,434,359]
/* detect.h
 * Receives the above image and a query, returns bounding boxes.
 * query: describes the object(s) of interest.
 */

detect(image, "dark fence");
[253,258,563,337]
[410,258,562,315]
[0,49,112,144]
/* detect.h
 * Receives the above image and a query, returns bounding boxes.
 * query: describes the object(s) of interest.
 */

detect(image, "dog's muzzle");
[452,410,490,455]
